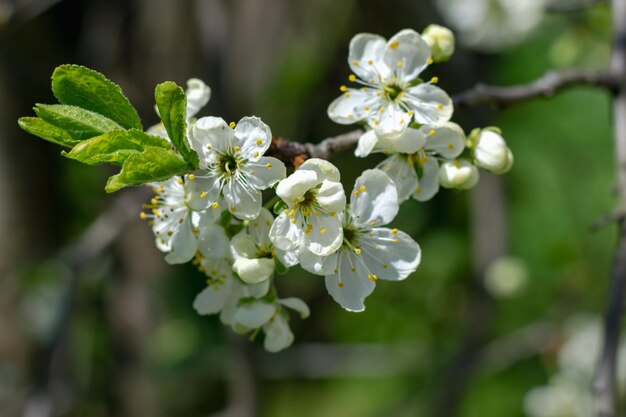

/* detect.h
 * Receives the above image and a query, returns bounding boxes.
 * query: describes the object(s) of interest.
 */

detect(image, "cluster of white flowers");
[140,27,514,352]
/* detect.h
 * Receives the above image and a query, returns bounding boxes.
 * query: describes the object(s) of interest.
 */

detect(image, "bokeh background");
[0,0,618,416]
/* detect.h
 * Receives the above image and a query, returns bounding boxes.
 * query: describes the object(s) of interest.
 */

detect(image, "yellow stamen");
[360,185,366,192]
[431,76,439,84]
[188,174,196,181]
[389,41,400,50]
[211,202,220,209]
[340,85,348,92]
[256,139,263,146]
[349,74,356,82]
[229,121,236,128]
[427,57,433,65]
[139,212,147,220]
[368,274,378,282]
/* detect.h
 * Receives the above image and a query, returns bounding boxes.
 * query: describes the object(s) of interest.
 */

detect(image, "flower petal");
[370,102,409,139]
[414,157,440,201]
[355,130,380,158]
[164,214,197,264]
[248,279,270,299]
[422,122,465,158]
[184,172,222,210]
[233,257,275,284]
[350,169,399,227]
[325,250,376,312]
[359,228,421,281]
[348,33,387,81]
[190,117,234,167]
[279,297,310,319]
[263,313,294,352]
[197,224,229,259]
[248,207,274,246]
[404,83,453,125]
[300,249,340,276]
[377,154,419,202]
[234,301,276,329]
[327,89,380,125]
[193,278,233,315]
[304,213,343,256]
[316,180,346,213]
[244,157,286,189]
[276,169,319,205]
[276,248,299,268]
[224,179,262,220]
[299,158,341,182]
[387,127,426,154]
[382,29,431,82]
[186,78,211,119]
[269,211,304,251]
[233,116,272,160]
[230,233,258,259]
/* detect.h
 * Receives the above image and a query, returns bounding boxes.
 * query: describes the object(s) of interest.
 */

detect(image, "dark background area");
[0,0,616,416]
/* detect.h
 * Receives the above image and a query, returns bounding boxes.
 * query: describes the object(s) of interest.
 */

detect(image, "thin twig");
[453,68,617,109]
[593,0,626,415]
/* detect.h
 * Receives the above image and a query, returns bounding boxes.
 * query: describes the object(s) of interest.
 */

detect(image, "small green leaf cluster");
[18,65,196,192]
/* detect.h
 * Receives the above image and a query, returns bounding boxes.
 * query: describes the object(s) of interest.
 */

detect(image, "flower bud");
[439,159,479,190]
[233,257,275,284]
[472,130,513,174]
[422,24,455,63]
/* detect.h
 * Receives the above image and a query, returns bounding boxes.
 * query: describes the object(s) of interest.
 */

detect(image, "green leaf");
[105,146,188,192]
[154,81,198,168]
[65,129,172,166]
[34,104,123,141]
[51,65,142,130]
[273,199,287,215]
[18,117,80,148]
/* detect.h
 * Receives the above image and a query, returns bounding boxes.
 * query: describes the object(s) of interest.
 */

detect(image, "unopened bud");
[439,159,479,189]
[422,24,455,63]
[473,130,513,174]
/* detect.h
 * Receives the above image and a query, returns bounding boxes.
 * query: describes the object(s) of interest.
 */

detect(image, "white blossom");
[356,123,465,202]
[231,208,298,284]
[471,129,513,174]
[421,24,455,63]
[269,158,346,256]
[300,169,421,312]
[193,227,271,326]
[328,29,453,139]
[186,116,286,220]
[439,159,479,190]
[232,297,310,352]
[436,0,545,52]
[141,176,222,264]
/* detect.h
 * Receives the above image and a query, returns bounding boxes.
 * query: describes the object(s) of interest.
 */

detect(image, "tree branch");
[593,0,626,415]
[453,68,618,109]
[267,68,617,166]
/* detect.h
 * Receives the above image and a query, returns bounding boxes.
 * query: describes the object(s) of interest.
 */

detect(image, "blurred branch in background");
[593,0,626,415]
[547,0,608,13]
[22,189,150,417]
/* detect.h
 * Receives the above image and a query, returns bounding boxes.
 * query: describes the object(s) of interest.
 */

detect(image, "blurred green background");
[0,0,618,416]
